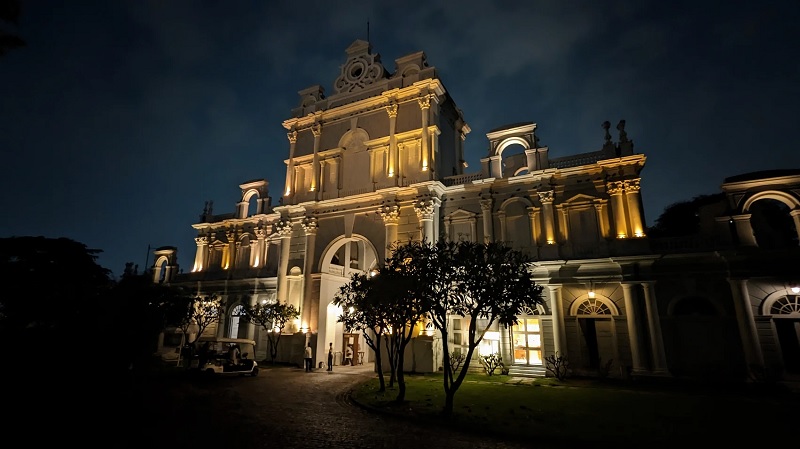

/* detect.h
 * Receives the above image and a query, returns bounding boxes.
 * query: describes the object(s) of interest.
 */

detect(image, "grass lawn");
[352,372,797,447]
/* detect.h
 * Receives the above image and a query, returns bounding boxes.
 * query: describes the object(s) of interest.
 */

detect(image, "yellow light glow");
[261,299,267,305]
[634,229,644,237]
[792,286,800,294]
[546,240,555,245]
[588,291,596,299]
[388,170,394,177]
[285,189,291,196]
[617,234,627,239]
[484,331,500,340]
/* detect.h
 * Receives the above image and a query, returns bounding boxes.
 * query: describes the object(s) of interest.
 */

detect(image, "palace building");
[153,40,800,381]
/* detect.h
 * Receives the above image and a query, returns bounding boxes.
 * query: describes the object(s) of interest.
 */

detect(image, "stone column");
[285,130,297,197]
[380,204,400,257]
[641,282,668,375]
[225,229,237,270]
[414,199,436,243]
[311,123,322,198]
[253,227,267,268]
[301,216,318,331]
[489,155,502,178]
[480,199,493,243]
[593,200,610,239]
[527,208,539,246]
[497,210,507,242]
[728,278,765,372]
[386,102,399,184]
[624,179,645,237]
[556,205,568,242]
[538,191,556,245]
[621,283,645,374]
[418,95,431,173]
[547,285,566,356]
[731,214,757,246]
[246,294,257,340]
[276,220,293,302]
[319,160,326,196]
[192,236,208,272]
[607,181,629,238]
[791,209,800,243]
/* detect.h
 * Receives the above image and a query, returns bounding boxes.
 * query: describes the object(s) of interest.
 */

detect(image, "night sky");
[2,1,798,278]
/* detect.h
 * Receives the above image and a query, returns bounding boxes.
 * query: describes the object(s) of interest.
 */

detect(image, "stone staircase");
[507,364,547,379]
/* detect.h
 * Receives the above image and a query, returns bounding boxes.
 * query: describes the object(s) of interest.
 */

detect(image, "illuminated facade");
[154,40,800,382]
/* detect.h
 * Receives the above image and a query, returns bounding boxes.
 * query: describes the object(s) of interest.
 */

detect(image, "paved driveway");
[105,363,535,449]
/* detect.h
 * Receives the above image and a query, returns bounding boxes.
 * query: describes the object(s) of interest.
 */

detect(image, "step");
[507,365,547,378]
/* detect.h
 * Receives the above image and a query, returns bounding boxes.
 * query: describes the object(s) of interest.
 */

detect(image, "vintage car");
[190,337,259,376]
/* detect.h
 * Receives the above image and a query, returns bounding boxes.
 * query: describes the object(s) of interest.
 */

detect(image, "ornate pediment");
[333,40,388,94]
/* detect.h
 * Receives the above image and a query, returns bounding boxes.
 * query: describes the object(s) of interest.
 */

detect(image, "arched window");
[228,304,246,339]
[770,295,800,316]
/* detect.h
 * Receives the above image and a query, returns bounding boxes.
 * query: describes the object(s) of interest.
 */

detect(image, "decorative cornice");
[195,236,208,245]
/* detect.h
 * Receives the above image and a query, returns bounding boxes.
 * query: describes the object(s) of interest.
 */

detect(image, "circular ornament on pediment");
[335,55,386,94]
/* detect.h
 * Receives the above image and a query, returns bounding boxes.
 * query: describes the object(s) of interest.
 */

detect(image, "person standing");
[304,344,313,372]
[344,345,353,366]
[327,342,334,371]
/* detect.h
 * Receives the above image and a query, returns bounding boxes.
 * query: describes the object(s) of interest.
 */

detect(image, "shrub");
[480,353,503,376]
[545,352,570,381]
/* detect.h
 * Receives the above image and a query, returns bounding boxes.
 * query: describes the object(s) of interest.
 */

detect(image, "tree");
[175,294,224,349]
[0,237,112,346]
[241,299,299,364]
[648,193,726,237]
[334,272,391,391]
[378,243,432,402]
[0,0,25,57]
[402,239,543,415]
[106,268,194,372]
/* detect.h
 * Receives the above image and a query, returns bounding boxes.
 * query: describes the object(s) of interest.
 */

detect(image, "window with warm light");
[512,317,542,365]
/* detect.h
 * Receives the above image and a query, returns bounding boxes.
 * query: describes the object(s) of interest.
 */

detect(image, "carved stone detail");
[538,190,555,204]
[275,220,293,237]
[302,216,318,234]
[385,103,398,118]
[287,131,297,144]
[379,205,400,224]
[414,199,435,220]
[195,236,208,245]
[624,178,641,192]
[479,199,493,212]
[418,95,431,109]
[606,182,625,195]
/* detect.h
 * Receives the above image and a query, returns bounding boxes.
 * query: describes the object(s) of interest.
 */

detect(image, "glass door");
[512,317,542,365]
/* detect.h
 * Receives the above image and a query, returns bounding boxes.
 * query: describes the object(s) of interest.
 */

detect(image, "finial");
[616,120,628,143]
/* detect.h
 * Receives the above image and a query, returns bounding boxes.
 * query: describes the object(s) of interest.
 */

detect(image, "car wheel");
[251,367,259,377]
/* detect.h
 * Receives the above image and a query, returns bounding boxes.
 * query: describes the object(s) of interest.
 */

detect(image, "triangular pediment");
[446,209,477,221]
[563,193,597,204]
